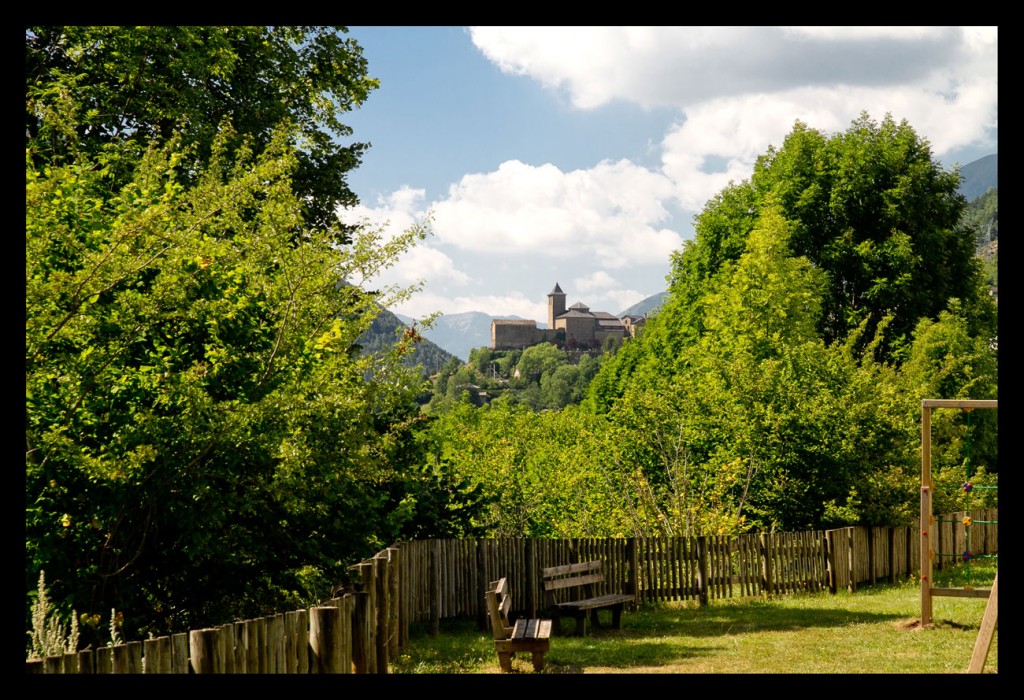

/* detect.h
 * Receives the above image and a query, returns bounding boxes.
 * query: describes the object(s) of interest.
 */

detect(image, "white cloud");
[343,26,995,325]
[470,26,997,166]
[431,159,683,267]
[574,270,617,293]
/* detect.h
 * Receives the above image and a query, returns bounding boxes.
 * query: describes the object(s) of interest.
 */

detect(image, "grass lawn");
[390,561,997,674]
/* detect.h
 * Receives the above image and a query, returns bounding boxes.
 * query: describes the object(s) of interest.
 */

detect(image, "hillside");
[358,306,457,375]
[957,153,997,201]
[619,291,669,317]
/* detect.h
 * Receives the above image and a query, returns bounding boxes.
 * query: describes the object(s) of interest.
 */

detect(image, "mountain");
[619,291,669,318]
[358,306,457,375]
[957,153,997,201]
[398,311,526,363]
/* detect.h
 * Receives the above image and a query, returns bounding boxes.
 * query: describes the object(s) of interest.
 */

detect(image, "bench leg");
[611,606,623,629]
[497,651,513,673]
[531,651,546,672]
[574,614,587,636]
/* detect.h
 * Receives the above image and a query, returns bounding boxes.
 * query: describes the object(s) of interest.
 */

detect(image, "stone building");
[491,283,632,351]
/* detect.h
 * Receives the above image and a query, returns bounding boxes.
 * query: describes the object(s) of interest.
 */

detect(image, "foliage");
[24,26,484,643]
[574,113,997,532]
[26,26,377,237]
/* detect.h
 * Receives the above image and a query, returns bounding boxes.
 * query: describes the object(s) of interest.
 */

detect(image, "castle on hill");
[490,283,645,351]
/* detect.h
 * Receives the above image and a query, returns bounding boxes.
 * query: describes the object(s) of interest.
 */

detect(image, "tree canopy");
[25,26,458,645]
[26,26,377,237]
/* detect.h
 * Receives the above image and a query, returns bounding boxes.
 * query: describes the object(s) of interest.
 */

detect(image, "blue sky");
[336,27,998,325]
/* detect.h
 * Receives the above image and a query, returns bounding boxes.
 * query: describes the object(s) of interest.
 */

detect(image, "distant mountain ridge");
[957,153,997,201]
[397,311,526,362]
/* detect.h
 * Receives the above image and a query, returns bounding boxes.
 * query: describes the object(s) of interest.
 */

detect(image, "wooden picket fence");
[26,508,996,673]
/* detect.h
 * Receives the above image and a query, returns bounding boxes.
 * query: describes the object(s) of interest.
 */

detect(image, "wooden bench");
[541,560,634,636]
[485,577,552,672]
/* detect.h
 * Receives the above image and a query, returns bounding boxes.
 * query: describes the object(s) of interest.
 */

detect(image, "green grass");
[391,561,997,674]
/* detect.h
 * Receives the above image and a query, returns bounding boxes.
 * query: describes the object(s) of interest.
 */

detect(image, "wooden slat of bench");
[543,572,605,591]
[512,618,552,641]
[553,593,634,612]
[543,561,602,577]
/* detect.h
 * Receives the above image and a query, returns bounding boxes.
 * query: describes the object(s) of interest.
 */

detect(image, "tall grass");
[391,560,997,674]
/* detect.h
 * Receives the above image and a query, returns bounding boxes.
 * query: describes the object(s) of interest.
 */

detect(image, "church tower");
[548,282,566,329]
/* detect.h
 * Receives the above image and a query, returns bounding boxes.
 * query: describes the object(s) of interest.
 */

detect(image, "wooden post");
[189,628,222,673]
[111,643,132,673]
[351,590,369,674]
[359,561,378,673]
[95,644,112,673]
[921,401,934,626]
[171,633,189,673]
[78,648,95,674]
[309,606,343,673]
[968,573,998,673]
[374,554,389,674]
[760,533,773,597]
[696,536,709,606]
[388,548,401,660]
[476,538,488,631]
[825,530,837,594]
[143,636,171,674]
[626,537,639,605]
[525,538,536,618]
[867,527,876,586]
[429,540,440,637]
[220,623,236,674]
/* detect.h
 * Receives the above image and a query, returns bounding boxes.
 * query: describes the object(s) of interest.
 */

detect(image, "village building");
[490,283,644,351]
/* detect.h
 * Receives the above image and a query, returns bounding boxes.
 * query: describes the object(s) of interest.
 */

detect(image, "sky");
[336,26,998,325]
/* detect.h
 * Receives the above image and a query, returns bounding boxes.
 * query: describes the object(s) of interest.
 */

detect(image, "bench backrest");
[542,560,606,603]
[485,577,514,641]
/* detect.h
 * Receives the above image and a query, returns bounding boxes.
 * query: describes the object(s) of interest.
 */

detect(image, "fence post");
[78,647,95,674]
[476,538,488,631]
[759,533,774,597]
[374,554,389,674]
[429,540,440,637]
[626,537,638,605]
[825,530,837,594]
[888,528,897,583]
[388,548,401,660]
[189,628,222,673]
[525,538,536,618]
[351,590,369,674]
[309,606,343,673]
[357,561,378,673]
[143,636,171,674]
[696,536,709,606]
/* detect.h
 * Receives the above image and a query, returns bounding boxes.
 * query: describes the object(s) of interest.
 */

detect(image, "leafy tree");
[592,113,997,417]
[26,26,377,237]
[514,342,567,386]
[24,27,465,641]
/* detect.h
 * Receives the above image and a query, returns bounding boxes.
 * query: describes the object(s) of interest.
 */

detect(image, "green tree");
[24,27,455,641]
[592,113,997,416]
[26,26,377,237]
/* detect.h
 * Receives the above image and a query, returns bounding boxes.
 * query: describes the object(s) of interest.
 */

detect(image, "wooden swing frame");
[919,398,997,627]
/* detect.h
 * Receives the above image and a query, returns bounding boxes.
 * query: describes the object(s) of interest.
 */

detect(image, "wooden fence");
[26,507,995,673]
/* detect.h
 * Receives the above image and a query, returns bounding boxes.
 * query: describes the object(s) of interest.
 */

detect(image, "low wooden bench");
[485,577,552,672]
[542,560,634,636]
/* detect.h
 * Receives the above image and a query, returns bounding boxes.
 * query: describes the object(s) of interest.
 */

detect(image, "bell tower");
[548,283,566,329]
